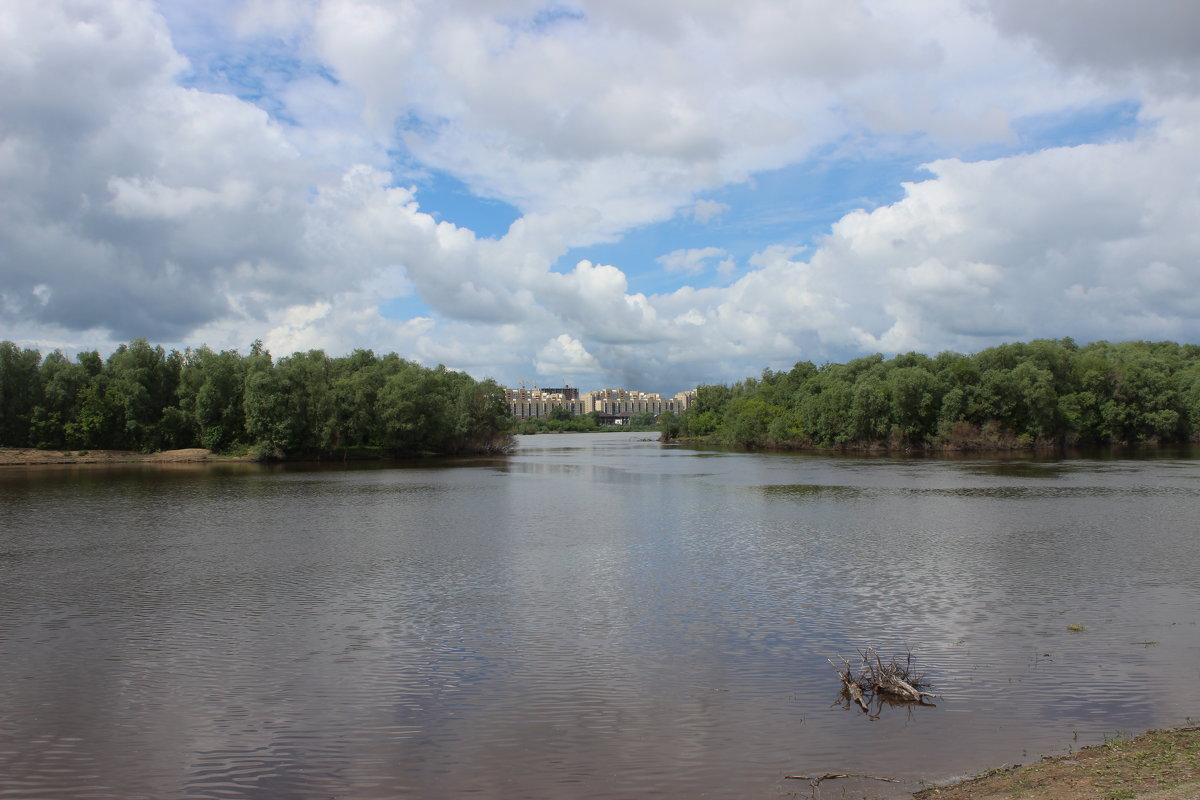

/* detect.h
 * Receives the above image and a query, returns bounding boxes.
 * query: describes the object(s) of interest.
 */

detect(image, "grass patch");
[915,727,1200,800]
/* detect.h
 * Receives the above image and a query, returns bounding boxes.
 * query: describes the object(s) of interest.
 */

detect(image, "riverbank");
[915,727,1200,799]
[0,447,255,465]
[0,443,513,466]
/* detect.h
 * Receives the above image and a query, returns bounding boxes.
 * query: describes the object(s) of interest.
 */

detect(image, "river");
[2,433,1198,798]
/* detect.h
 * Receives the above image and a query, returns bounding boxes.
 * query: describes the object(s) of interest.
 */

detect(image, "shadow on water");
[762,484,867,500]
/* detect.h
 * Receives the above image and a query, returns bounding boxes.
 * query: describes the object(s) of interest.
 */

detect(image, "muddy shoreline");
[0,447,256,466]
[913,727,1200,799]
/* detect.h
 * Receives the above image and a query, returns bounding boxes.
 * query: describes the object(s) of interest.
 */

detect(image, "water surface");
[2,435,1198,798]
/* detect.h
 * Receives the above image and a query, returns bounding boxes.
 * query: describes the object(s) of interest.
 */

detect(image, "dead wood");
[785,772,901,787]
[828,658,870,712]
[830,647,937,711]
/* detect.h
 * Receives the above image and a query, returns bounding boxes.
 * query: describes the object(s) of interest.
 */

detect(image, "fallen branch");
[785,772,901,787]
[828,658,869,712]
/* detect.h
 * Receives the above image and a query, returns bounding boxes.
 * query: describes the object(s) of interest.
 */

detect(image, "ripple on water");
[2,447,1200,798]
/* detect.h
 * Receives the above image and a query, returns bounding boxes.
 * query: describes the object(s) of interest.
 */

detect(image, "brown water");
[1,434,1198,799]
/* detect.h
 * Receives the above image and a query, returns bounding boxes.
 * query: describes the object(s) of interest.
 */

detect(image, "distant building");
[538,386,579,401]
[505,385,695,422]
[505,386,588,419]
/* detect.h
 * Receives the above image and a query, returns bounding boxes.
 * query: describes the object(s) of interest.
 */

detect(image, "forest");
[674,339,1200,450]
[0,339,513,457]
[5,337,1200,458]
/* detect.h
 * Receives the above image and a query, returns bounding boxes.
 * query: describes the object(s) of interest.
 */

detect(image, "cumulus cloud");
[651,110,1200,382]
[304,0,1114,241]
[0,0,315,340]
[2,0,1199,396]
[535,334,602,380]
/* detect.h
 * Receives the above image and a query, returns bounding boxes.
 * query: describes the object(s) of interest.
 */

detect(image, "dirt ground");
[0,447,253,465]
[914,727,1200,800]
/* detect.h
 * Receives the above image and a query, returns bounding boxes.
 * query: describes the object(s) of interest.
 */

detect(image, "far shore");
[0,447,257,466]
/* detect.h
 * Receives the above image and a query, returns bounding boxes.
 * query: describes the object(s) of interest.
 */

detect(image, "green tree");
[329,349,384,448]
[548,405,574,422]
[376,362,458,453]
[178,346,246,451]
[242,345,296,454]
[797,366,854,445]
[273,350,338,452]
[450,378,512,452]
[1178,364,1200,438]
[103,339,181,451]
[628,411,657,426]
[684,384,732,436]
[0,342,43,446]
[1010,361,1058,439]
[29,351,89,448]
[848,375,891,442]
[976,368,1020,431]
[65,374,122,449]
[724,397,777,447]
[658,409,681,441]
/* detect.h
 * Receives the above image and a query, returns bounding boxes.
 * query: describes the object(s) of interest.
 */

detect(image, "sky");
[2,0,1199,395]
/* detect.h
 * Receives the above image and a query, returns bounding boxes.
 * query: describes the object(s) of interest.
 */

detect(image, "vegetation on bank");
[914,726,1200,800]
[0,339,512,458]
[515,406,603,433]
[515,407,661,434]
[670,339,1200,450]
[8,336,1200,458]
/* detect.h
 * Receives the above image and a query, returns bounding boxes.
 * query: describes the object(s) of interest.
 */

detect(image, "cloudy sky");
[2,0,1198,393]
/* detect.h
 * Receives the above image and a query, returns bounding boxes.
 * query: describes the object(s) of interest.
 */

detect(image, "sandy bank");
[0,447,255,466]
[915,727,1200,799]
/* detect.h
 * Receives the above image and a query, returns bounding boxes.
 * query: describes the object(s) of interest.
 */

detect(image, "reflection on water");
[762,484,866,500]
[1,436,1199,799]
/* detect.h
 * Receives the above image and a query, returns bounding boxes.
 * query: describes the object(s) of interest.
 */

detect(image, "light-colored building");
[505,385,695,421]
[505,387,589,419]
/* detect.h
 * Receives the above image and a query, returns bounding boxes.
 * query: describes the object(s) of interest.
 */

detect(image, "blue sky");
[2,1,1198,394]
[400,97,1146,304]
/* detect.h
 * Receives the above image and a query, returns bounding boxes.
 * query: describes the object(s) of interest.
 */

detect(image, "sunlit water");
[2,434,1198,799]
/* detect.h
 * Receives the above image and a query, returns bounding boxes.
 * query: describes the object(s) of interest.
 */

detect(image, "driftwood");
[830,647,936,713]
[784,772,901,792]
[868,648,937,703]
[829,657,870,711]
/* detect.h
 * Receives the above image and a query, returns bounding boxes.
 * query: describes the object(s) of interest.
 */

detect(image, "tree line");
[0,339,513,457]
[673,339,1200,450]
[514,407,662,434]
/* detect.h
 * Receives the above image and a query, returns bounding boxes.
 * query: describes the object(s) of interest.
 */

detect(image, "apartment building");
[505,385,695,421]
[505,386,589,420]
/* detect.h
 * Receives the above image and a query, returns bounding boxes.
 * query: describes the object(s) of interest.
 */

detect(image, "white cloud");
[656,247,730,275]
[302,0,1121,244]
[107,176,258,219]
[2,0,1199,396]
[980,0,1200,81]
[684,199,731,224]
[534,334,602,380]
